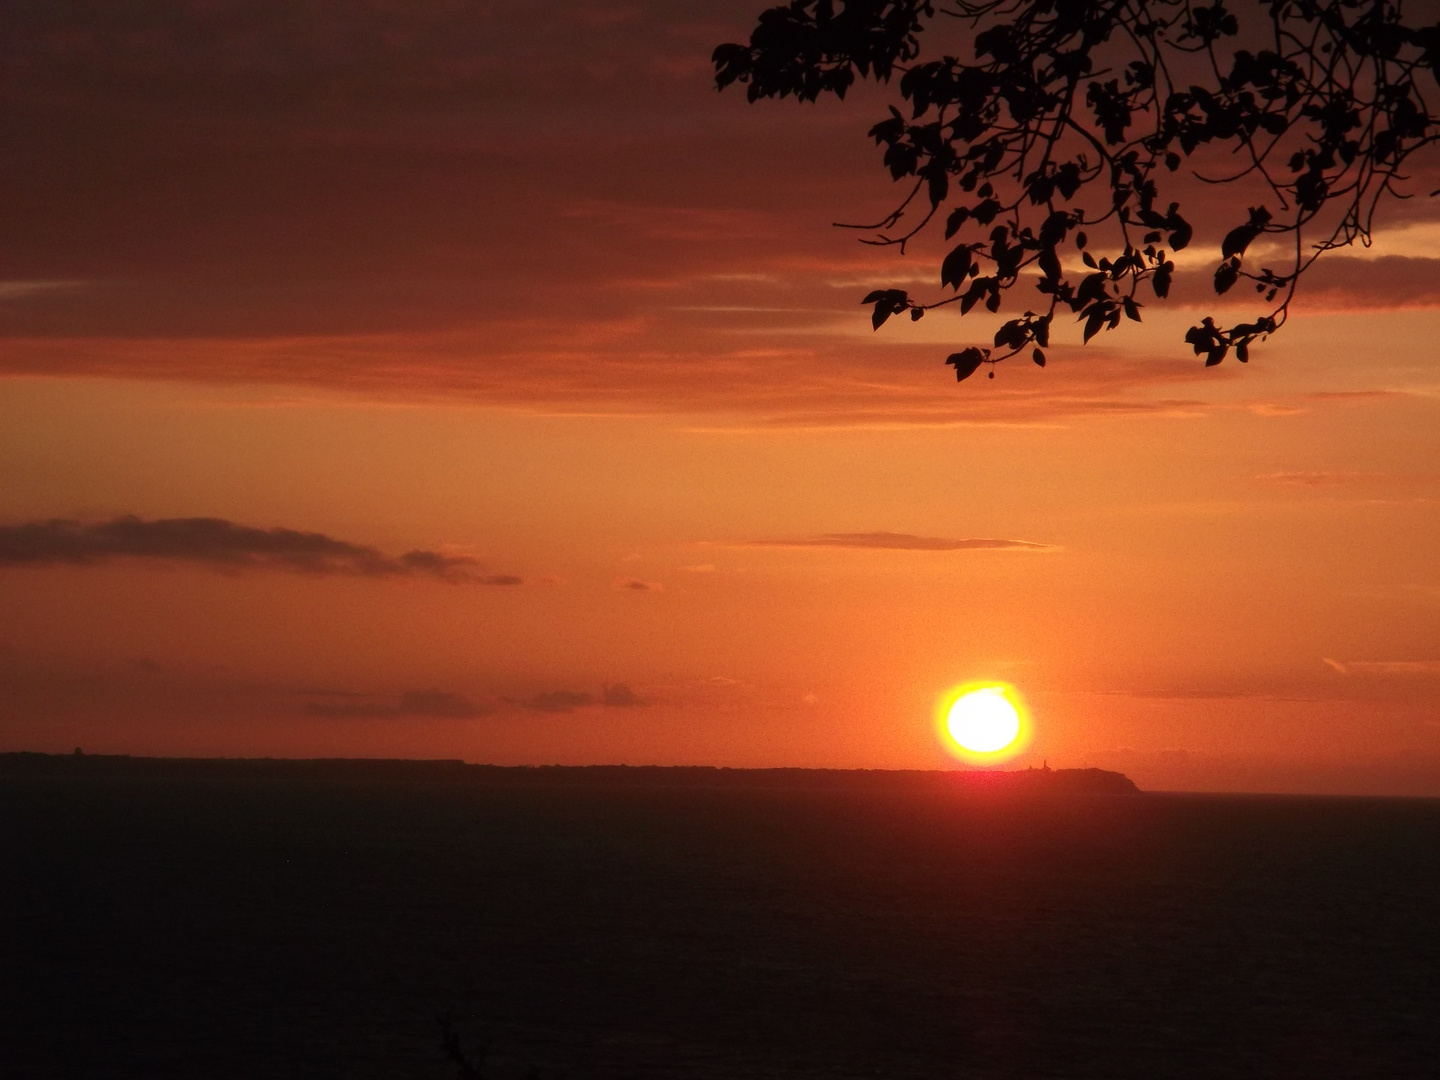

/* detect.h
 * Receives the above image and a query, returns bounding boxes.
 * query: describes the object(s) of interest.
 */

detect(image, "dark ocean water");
[2,773,1437,1079]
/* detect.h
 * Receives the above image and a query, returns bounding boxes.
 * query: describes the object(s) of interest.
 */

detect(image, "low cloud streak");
[739,532,1057,552]
[0,516,519,583]
[1324,658,1440,677]
[0,329,1239,430]
[308,688,491,719]
[525,683,649,712]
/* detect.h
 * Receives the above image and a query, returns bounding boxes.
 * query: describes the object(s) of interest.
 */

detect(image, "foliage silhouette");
[714,0,1439,377]
[439,1013,486,1080]
[438,1013,543,1080]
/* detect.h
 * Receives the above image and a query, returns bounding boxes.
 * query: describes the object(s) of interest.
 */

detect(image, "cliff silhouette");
[0,752,1139,793]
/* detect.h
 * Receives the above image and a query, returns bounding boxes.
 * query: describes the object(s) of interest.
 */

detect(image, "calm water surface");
[2,775,1437,1078]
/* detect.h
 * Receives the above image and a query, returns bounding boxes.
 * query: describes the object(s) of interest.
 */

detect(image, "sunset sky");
[3,0,1438,793]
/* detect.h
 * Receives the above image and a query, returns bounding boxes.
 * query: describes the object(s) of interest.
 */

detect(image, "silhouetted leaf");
[868,289,909,330]
[972,198,1002,225]
[1214,260,1240,294]
[944,206,970,240]
[1032,348,1046,367]
[1154,261,1173,298]
[959,277,991,315]
[1168,215,1193,251]
[1221,224,1260,259]
[941,245,973,290]
[927,171,948,206]
[993,319,1029,349]
[1083,308,1107,343]
[1076,273,1109,305]
[946,348,986,381]
[1038,246,1062,281]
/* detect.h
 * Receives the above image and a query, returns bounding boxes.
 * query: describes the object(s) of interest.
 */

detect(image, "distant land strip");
[0,752,1139,793]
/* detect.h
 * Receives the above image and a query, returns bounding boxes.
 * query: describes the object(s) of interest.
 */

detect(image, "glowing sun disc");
[946,687,1022,754]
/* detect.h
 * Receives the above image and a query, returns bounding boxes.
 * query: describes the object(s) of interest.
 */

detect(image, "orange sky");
[3,0,1439,793]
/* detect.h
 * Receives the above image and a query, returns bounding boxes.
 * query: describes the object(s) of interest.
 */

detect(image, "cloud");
[1285,255,1440,311]
[397,689,491,718]
[0,280,86,300]
[738,532,1056,552]
[521,683,647,711]
[476,573,525,586]
[1323,659,1440,677]
[307,688,490,719]
[562,200,777,242]
[306,701,404,719]
[2,0,1423,428]
[526,690,594,713]
[1078,686,1330,702]
[1259,471,1378,486]
[1245,403,1308,418]
[615,577,663,591]
[1302,390,1408,404]
[0,516,523,582]
[601,682,645,707]
[1257,470,1437,490]
[33,332,1237,428]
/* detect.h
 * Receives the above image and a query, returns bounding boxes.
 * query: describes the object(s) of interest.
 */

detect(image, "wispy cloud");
[0,280,87,300]
[3,0,1430,428]
[561,200,778,242]
[1257,470,1436,490]
[0,516,522,583]
[1282,255,1440,311]
[307,688,491,719]
[1079,687,1328,702]
[526,689,594,712]
[601,682,645,706]
[524,683,648,712]
[1323,658,1440,677]
[615,577,663,591]
[1259,471,1380,486]
[0,330,1242,429]
[737,532,1057,552]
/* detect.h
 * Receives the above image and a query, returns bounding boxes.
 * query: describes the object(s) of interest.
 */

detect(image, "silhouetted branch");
[438,1013,486,1080]
[716,0,1439,377]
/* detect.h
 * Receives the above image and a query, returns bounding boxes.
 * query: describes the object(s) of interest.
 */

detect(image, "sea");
[2,765,1437,1079]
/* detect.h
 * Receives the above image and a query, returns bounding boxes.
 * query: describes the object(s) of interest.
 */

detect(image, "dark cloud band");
[525,683,647,712]
[0,515,515,582]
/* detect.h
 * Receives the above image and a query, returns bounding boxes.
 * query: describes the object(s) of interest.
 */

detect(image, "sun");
[936,683,1028,763]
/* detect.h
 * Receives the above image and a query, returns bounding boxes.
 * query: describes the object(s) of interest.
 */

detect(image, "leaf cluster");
[715,0,1439,379]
